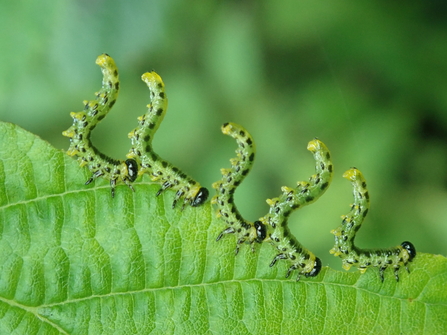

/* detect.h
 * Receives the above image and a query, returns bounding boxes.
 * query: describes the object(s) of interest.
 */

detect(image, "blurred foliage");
[1,0,447,268]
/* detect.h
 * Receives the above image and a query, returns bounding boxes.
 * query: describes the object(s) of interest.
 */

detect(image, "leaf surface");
[0,122,446,334]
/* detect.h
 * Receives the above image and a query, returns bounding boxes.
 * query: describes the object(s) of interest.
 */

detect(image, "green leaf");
[1,121,446,334]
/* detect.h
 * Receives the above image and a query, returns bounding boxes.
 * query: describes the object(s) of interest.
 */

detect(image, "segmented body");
[330,168,416,281]
[261,139,333,280]
[212,122,266,254]
[62,54,138,197]
[127,72,208,208]
[212,122,333,280]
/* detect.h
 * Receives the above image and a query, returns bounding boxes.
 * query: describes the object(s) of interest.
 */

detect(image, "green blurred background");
[1,1,446,269]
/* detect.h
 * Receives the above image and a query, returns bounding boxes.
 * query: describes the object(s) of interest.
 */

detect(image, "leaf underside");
[0,122,446,335]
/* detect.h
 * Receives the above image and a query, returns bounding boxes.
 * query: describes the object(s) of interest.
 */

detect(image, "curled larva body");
[212,122,266,254]
[212,123,331,281]
[62,54,138,197]
[127,72,208,209]
[261,139,333,280]
[330,168,416,282]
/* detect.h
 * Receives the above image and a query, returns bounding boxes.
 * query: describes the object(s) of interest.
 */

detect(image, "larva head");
[305,257,322,278]
[401,241,416,262]
[254,221,267,243]
[191,187,209,207]
[125,159,139,182]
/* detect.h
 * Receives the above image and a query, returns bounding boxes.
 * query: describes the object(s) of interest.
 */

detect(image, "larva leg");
[212,123,266,254]
[62,54,138,197]
[127,72,208,209]
[261,139,333,280]
[330,168,416,282]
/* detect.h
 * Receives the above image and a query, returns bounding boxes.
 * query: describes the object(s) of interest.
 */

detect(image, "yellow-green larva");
[212,122,333,280]
[212,122,266,254]
[330,168,416,282]
[260,139,333,280]
[127,71,208,209]
[62,54,138,197]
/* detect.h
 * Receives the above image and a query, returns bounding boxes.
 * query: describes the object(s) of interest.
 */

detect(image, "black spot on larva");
[239,130,245,137]
[159,92,165,98]
[320,181,329,190]
[156,108,163,116]
[362,181,367,188]
[363,209,369,217]
[249,153,255,161]
[162,161,168,168]
[222,122,229,127]
[305,196,314,202]
[364,192,370,200]
[149,122,155,129]
[246,138,253,146]
[144,135,150,142]
[328,164,333,173]
[326,152,330,160]
[109,99,116,108]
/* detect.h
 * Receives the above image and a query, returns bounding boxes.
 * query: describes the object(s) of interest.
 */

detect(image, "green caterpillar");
[62,54,137,197]
[126,71,208,209]
[212,122,266,254]
[260,138,333,280]
[330,168,416,282]
[212,122,333,280]
[63,54,208,207]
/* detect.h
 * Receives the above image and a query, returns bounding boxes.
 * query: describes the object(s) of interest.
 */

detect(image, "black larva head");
[191,187,209,207]
[254,221,267,243]
[125,159,138,182]
[401,241,416,261]
[305,257,322,278]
